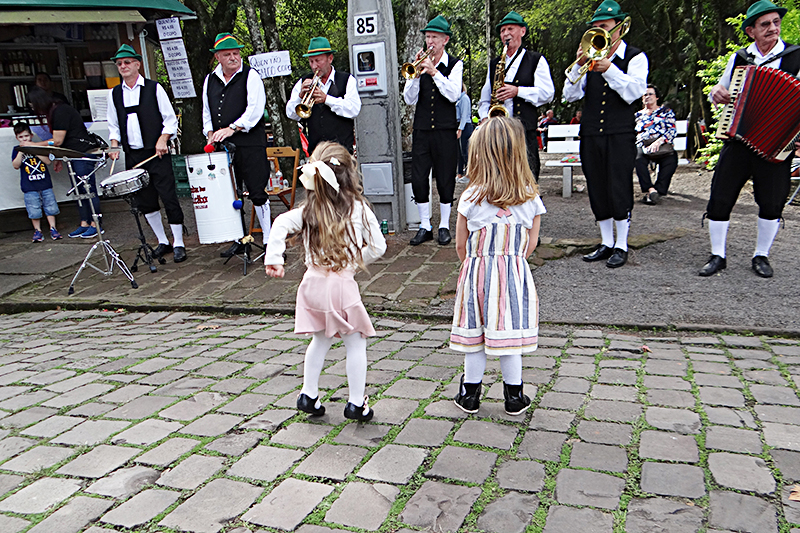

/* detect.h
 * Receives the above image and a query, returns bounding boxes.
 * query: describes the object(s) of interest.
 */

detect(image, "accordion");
[715,65,800,163]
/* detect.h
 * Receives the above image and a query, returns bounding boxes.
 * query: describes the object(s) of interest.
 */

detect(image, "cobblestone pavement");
[0,310,799,532]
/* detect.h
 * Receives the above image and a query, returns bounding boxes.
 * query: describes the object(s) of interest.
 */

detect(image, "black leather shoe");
[648,191,660,204]
[152,243,173,258]
[220,241,246,257]
[173,246,187,263]
[409,228,433,246]
[344,397,373,422]
[752,255,773,278]
[438,228,451,245]
[503,383,531,415]
[454,375,481,414]
[699,255,726,277]
[297,393,325,416]
[606,248,628,268]
[583,244,613,262]
[642,194,655,205]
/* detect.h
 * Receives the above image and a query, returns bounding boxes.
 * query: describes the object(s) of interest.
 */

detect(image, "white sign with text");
[248,51,292,79]
[160,39,188,62]
[170,79,197,99]
[156,18,182,40]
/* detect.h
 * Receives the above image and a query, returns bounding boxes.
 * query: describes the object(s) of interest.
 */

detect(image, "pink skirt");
[295,266,375,338]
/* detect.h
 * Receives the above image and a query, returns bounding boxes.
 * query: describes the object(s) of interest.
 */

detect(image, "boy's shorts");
[24,189,60,220]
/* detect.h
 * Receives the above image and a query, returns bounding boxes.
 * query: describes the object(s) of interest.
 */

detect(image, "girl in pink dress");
[265,142,386,421]
[451,117,546,415]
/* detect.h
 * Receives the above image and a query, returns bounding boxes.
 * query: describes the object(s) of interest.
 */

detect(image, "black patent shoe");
[410,228,433,246]
[297,393,325,416]
[503,382,531,415]
[699,255,726,277]
[438,228,451,245]
[583,244,613,262]
[752,255,773,278]
[153,243,173,258]
[454,375,482,414]
[173,246,187,263]
[344,396,373,421]
[606,248,628,268]
[220,241,246,258]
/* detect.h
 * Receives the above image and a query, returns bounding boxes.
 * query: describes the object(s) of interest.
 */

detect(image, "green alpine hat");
[588,0,627,24]
[496,11,528,31]
[741,0,787,30]
[421,15,452,36]
[110,44,142,62]
[302,37,336,57]
[209,33,244,53]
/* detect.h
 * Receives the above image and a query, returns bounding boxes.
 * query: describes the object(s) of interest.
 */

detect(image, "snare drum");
[185,152,244,244]
[100,169,150,198]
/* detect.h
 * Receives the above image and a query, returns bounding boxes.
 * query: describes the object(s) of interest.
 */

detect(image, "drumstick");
[109,158,116,175]
[132,153,160,169]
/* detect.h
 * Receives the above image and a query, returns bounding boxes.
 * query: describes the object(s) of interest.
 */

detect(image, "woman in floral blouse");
[635,84,678,205]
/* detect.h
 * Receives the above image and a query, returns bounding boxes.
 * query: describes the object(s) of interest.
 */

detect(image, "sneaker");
[50,228,62,240]
[32,230,44,242]
[68,226,89,238]
[343,396,374,422]
[456,175,470,184]
[80,227,103,239]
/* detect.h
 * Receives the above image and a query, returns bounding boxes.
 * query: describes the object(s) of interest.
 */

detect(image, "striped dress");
[451,193,545,356]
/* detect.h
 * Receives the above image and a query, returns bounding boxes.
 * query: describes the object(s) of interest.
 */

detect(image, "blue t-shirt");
[12,146,53,193]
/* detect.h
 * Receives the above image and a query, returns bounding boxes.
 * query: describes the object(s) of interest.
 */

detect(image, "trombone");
[565,16,631,85]
[295,70,321,119]
[401,48,433,80]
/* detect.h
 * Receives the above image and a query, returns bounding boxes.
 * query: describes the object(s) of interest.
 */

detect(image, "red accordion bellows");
[716,65,800,163]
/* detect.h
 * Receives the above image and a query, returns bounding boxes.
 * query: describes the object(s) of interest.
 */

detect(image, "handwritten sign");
[248,51,292,79]
[171,79,196,99]
[165,60,192,80]
[156,18,182,40]
[160,39,188,61]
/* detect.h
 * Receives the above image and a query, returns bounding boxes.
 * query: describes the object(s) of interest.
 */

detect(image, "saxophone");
[488,40,510,118]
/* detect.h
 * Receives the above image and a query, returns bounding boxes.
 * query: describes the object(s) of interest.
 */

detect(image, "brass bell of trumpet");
[296,69,321,119]
[401,48,433,80]
[565,16,631,85]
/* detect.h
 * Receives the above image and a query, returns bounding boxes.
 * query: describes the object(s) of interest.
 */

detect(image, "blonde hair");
[465,117,539,209]
[296,142,369,272]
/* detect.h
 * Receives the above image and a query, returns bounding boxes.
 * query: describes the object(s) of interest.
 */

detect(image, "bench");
[543,120,690,198]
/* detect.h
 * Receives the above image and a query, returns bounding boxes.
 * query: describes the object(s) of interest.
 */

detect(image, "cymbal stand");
[64,155,138,294]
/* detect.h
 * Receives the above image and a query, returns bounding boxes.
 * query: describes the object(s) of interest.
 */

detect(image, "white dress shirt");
[478,49,555,119]
[202,63,267,136]
[285,66,362,121]
[403,52,463,105]
[107,75,178,149]
[715,41,800,95]
[562,41,649,105]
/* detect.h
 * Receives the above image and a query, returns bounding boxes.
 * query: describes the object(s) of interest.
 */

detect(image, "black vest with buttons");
[732,41,800,75]
[112,79,163,152]
[581,44,642,136]
[489,49,542,131]
[413,52,459,130]
[302,70,355,153]
[206,65,267,147]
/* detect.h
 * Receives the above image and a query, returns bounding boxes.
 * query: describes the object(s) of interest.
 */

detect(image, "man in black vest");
[202,33,270,257]
[404,15,463,246]
[478,11,554,178]
[699,0,800,278]
[286,37,361,154]
[107,45,186,263]
[563,0,648,269]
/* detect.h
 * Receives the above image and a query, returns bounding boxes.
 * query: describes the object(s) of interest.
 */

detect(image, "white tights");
[463,349,522,387]
[301,331,367,407]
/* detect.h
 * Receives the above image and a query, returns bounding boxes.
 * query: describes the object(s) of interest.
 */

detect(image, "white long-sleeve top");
[403,52,463,105]
[202,64,267,136]
[285,66,362,121]
[478,49,555,119]
[264,200,387,269]
[562,41,649,105]
[714,41,800,97]
[106,75,177,148]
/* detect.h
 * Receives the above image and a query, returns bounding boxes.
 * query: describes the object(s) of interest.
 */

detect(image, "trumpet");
[488,40,510,118]
[401,48,433,80]
[295,70,321,119]
[565,16,631,85]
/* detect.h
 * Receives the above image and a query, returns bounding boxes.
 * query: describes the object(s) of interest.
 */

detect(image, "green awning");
[0,0,194,17]
[1,9,146,23]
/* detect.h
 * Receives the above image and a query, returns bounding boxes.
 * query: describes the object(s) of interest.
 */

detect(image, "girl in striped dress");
[451,117,546,415]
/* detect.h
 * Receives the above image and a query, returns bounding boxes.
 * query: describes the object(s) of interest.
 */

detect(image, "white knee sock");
[614,218,630,251]
[417,202,432,231]
[170,224,184,248]
[598,218,614,247]
[500,354,522,385]
[464,350,486,384]
[754,217,780,257]
[144,211,169,245]
[255,203,271,242]
[301,332,334,403]
[343,332,367,406]
[439,203,452,229]
[709,220,729,258]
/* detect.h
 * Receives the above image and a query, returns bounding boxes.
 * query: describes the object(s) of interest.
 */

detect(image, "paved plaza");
[0,310,798,532]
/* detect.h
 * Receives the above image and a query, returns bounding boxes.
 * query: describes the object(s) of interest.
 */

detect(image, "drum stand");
[125,196,166,273]
[220,145,264,275]
[64,156,138,295]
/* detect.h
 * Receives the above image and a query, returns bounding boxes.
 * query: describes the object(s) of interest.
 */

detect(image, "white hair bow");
[299,160,340,193]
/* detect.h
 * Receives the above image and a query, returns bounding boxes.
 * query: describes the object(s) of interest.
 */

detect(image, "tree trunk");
[400,0,428,152]
[256,0,294,150]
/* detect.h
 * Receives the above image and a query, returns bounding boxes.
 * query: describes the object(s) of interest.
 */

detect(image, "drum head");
[101,169,147,187]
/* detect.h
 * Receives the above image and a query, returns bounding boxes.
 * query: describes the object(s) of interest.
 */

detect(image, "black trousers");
[232,145,269,207]
[525,127,541,180]
[411,129,458,205]
[457,122,474,175]
[129,149,184,225]
[706,141,792,221]
[635,148,678,195]
[580,132,636,221]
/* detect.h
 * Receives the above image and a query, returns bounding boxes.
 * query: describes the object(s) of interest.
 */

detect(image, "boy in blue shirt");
[11,122,62,242]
